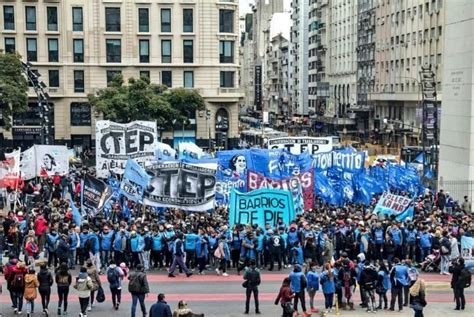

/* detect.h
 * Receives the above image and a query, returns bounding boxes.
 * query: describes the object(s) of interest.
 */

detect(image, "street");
[1,269,472,317]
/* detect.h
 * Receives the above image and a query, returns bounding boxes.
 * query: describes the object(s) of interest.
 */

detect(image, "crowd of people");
[0,173,473,317]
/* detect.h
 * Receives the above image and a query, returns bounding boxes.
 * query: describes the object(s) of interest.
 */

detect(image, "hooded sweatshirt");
[24,273,39,301]
[74,272,93,298]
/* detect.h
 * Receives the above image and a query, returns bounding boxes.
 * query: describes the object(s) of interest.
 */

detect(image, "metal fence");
[439,180,474,202]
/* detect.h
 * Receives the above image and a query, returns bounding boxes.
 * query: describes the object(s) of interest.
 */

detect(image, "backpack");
[408,267,418,282]
[12,273,25,288]
[57,274,69,286]
[458,268,472,288]
[107,268,119,288]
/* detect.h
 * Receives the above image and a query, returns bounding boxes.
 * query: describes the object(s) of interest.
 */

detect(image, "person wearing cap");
[168,232,193,278]
[267,229,284,271]
[46,228,60,268]
[99,225,115,273]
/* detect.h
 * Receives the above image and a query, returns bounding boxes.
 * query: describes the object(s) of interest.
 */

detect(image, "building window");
[161,40,172,63]
[183,9,193,33]
[183,71,194,88]
[105,7,121,32]
[47,7,58,31]
[70,103,91,126]
[138,8,149,32]
[139,40,150,63]
[72,7,83,32]
[48,38,59,62]
[73,39,84,62]
[48,70,59,88]
[161,71,172,87]
[161,9,171,32]
[3,6,15,30]
[74,70,84,92]
[4,38,15,53]
[25,6,37,31]
[26,38,37,62]
[106,39,121,63]
[183,40,193,63]
[219,41,234,63]
[139,70,150,81]
[220,71,234,88]
[219,10,234,33]
[107,70,122,86]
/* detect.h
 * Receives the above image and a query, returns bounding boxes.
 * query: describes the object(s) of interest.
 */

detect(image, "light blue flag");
[69,195,82,226]
[120,159,151,203]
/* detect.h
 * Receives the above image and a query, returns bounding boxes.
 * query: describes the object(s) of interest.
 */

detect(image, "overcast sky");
[239,0,292,16]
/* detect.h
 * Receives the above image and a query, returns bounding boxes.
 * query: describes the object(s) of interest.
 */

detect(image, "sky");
[239,0,292,16]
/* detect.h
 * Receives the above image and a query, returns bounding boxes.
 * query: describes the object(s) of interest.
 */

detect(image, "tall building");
[290,0,309,117]
[0,0,242,150]
[439,0,474,187]
[371,0,444,146]
[355,0,376,135]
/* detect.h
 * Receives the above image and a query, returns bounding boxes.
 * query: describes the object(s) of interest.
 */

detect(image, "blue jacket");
[373,228,385,244]
[291,246,304,265]
[289,270,305,293]
[306,270,320,290]
[100,231,114,251]
[389,228,403,246]
[46,233,59,252]
[196,235,209,258]
[165,230,175,252]
[89,233,100,254]
[256,235,264,252]
[405,229,417,244]
[378,270,391,290]
[69,232,79,250]
[113,231,128,252]
[392,264,409,287]
[149,300,172,317]
[130,234,144,252]
[79,232,90,249]
[287,230,299,246]
[184,233,198,251]
[152,233,163,251]
[230,233,242,250]
[320,270,336,294]
[419,232,432,248]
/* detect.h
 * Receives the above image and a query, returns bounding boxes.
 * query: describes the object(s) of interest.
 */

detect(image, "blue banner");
[373,192,413,220]
[120,159,151,203]
[69,195,82,226]
[311,149,365,173]
[229,188,295,228]
[460,236,474,271]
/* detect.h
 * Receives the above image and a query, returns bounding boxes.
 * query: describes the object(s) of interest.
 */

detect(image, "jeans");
[39,288,51,310]
[245,287,259,313]
[293,290,306,312]
[12,291,23,311]
[101,250,111,270]
[169,255,190,274]
[89,252,101,272]
[440,255,450,274]
[131,293,146,317]
[390,286,403,310]
[25,299,35,313]
[79,297,89,315]
[414,308,424,317]
[324,293,334,309]
[307,289,317,309]
[58,286,69,312]
[142,250,151,271]
[69,249,77,268]
[111,287,122,307]
[454,286,466,309]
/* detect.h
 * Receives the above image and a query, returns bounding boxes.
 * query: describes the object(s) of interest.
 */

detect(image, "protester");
[84,259,101,312]
[320,263,335,313]
[9,261,28,314]
[376,261,391,310]
[55,263,72,316]
[289,264,308,316]
[73,267,93,317]
[243,259,261,315]
[128,264,150,317]
[24,267,39,317]
[37,264,54,315]
[305,262,319,313]
[390,258,409,312]
[149,293,172,317]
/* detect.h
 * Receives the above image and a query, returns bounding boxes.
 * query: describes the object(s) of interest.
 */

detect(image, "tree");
[0,52,28,130]
[164,88,205,125]
[88,75,205,127]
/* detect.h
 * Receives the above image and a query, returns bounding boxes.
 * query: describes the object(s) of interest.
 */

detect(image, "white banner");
[20,146,36,180]
[35,145,69,177]
[95,120,158,178]
[143,161,217,211]
[0,149,21,188]
[267,137,333,155]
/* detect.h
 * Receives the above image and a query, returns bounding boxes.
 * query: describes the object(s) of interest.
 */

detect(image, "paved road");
[1,268,473,317]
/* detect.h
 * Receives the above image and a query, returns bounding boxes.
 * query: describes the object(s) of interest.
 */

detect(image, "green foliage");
[0,52,28,130]
[89,76,205,127]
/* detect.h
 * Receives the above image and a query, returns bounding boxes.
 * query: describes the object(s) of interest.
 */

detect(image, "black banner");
[81,174,112,216]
